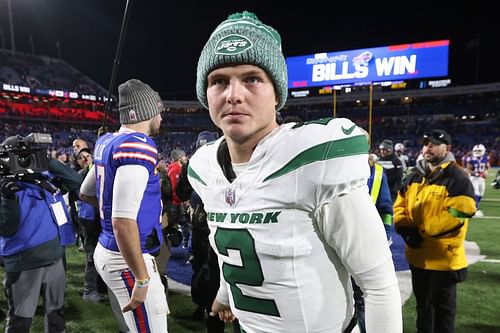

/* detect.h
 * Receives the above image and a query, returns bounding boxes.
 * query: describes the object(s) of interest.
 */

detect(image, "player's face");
[149,113,162,136]
[73,139,87,154]
[206,65,279,145]
[379,148,391,157]
[77,151,92,168]
[422,142,448,165]
[179,155,188,166]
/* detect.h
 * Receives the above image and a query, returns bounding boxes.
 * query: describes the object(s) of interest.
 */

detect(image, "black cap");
[76,147,92,158]
[422,129,452,145]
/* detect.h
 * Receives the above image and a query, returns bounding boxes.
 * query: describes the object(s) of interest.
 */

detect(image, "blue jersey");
[467,155,489,177]
[93,131,163,254]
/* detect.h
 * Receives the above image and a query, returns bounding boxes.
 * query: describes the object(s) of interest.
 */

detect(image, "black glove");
[163,224,183,247]
[0,178,22,199]
[396,226,423,249]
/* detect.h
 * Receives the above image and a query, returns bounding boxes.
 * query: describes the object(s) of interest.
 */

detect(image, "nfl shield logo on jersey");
[224,188,236,206]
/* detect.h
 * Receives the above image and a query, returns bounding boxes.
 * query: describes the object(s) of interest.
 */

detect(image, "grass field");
[0,169,499,332]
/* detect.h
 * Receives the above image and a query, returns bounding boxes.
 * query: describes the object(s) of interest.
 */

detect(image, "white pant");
[470,176,485,197]
[94,243,169,333]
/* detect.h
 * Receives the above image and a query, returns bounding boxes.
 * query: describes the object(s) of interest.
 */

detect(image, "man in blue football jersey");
[80,79,168,332]
[466,144,491,217]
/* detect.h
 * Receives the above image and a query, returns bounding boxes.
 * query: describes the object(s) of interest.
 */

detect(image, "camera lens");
[17,155,32,168]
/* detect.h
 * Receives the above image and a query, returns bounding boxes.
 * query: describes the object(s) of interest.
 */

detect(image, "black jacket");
[378,153,403,201]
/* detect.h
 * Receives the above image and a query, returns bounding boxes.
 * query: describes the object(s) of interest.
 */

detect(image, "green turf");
[0,247,219,332]
[1,169,499,332]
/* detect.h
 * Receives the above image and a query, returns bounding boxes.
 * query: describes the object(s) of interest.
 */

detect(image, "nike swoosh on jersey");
[133,135,147,142]
[341,125,356,135]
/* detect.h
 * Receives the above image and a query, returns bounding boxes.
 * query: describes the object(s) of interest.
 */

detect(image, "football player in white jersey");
[189,11,402,333]
[466,144,491,217]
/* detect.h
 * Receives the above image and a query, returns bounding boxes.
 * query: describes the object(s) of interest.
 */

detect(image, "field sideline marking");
[472,216,500,220]
[481,258,500,263]
[482,198,500,202]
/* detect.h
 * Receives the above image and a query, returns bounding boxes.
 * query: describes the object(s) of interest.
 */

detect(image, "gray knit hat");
[379,139,394,151]
[170,149,186,161]
[118,79,164,124]
[196,11,288,111]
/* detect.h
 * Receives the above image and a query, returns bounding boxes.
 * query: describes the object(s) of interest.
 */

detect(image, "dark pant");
[80,219,107,294]
[410,266,466,333]
[170,203,190,246]
[3,259,66,333]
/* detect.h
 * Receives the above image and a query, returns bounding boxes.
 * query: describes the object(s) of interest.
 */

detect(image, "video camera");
[0,133,52,177]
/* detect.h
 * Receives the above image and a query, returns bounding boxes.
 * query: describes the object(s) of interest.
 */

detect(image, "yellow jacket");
[394,158,476,271]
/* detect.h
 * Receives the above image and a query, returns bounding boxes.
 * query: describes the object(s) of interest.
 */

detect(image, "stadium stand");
[1,49,107,96]
[1,49,498,166]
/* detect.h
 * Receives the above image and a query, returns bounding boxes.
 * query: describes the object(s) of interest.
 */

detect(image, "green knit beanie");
[196,11,288,111]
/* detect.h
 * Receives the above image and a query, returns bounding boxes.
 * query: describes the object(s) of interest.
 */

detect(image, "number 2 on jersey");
[214,228,280,317]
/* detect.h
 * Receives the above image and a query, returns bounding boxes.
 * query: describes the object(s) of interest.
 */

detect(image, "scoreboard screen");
[287,40,449,88]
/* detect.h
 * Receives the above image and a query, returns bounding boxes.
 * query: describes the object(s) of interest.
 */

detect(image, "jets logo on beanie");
[118,79,164,125]
[196,11,288,111]
[215,35,253,55]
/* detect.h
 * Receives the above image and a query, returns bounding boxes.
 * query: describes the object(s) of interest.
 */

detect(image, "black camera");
[0,133,52,176]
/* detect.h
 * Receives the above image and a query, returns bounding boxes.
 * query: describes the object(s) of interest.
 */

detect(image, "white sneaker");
[474,210,484,217]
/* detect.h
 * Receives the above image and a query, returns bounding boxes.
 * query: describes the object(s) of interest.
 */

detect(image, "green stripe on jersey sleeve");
[188,165,207,186]
[264,135,369,181]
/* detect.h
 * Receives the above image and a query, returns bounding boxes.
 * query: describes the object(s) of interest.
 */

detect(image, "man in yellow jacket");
[394,129,476,333]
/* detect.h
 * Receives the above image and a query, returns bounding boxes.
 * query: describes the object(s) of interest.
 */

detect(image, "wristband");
[135,276,150,288]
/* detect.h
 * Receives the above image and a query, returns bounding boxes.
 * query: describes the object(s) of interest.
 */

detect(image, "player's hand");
[210,299,235,323]
[396,226,423,249]
[122,284,148,313]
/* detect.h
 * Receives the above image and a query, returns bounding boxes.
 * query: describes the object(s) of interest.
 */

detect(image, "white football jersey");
[188,118,398,333]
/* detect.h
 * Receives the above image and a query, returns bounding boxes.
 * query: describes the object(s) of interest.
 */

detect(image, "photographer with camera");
[0,134,82,333]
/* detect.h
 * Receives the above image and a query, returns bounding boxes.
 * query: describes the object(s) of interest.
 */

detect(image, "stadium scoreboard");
[287,40,449,97]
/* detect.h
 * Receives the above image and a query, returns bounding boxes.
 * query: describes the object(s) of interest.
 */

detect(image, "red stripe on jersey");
[113,152,157,165]
[119,142,158,154]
